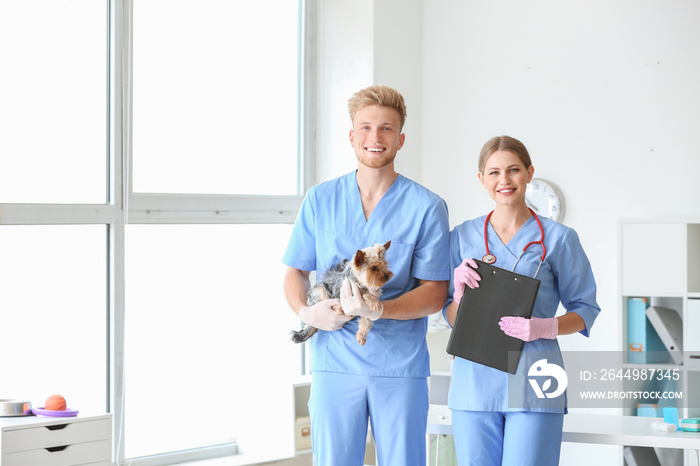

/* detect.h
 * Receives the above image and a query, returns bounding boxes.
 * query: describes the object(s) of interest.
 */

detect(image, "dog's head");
[352,241,393,289]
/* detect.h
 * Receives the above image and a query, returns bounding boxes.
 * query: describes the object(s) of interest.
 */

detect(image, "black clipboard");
[446,259,541,374]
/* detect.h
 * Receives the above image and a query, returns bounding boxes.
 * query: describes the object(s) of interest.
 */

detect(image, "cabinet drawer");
[3,439,110,466]
[3,418,110,453]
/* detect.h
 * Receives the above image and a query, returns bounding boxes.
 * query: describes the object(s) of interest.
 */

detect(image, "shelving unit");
[292,376,312,454]
[619,219,700,466]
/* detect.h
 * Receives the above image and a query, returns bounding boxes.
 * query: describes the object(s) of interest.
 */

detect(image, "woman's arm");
[556,311,586,335]
[444,299,459,327]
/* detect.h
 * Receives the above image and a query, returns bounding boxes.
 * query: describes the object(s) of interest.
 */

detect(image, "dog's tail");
[290,325,317,344]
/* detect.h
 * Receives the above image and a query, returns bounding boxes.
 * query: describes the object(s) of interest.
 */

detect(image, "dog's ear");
[354,249,365,267]
[383,240,391,251]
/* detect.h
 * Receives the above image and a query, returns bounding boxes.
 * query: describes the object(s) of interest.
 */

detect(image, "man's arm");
[284,266,312,316]
[381,279,448,320]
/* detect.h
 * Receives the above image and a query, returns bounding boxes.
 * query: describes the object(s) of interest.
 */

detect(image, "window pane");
[0,225,107,412]
[0,1,107,204]
[125,224,300,459]
[133,0,301,195]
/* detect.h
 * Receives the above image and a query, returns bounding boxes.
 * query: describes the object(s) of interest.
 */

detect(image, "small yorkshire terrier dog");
[290,241,393,346]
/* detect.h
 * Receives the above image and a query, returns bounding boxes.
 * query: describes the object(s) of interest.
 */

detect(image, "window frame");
[115,0,315,464]
[115,0,314,463]
[0,0,315,465]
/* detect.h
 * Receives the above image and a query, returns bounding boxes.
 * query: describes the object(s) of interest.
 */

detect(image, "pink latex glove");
[499,316,559,342]
[453,258,481,304]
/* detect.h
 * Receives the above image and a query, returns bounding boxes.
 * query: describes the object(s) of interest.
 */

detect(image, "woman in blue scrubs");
[444,136,601,466]
[283,85,450,466]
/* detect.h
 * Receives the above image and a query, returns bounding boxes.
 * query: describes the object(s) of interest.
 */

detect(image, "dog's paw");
[290,330,306,344]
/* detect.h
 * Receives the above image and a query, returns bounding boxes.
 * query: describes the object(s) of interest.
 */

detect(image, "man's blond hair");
[348,85,407,130]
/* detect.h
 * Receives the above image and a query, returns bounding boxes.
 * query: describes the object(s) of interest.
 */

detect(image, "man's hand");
[299,299,352,331]
[340,279,383,321]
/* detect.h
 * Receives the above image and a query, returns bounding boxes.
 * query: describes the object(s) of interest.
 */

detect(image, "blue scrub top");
[283,171,450,378]
[445,214,601,413]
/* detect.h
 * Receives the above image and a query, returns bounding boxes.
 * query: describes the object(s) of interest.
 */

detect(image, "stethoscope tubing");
[482,208,546,278]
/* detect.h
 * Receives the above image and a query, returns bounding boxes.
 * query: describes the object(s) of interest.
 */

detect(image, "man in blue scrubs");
[283,85,449,465]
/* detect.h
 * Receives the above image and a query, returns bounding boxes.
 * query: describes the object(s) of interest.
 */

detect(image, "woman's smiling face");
[478,150,534,206]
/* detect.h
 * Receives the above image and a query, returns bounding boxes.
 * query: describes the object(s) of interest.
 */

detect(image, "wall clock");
[526,178,565,222]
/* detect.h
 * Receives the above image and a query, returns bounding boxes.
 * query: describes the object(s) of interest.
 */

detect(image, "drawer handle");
[45,424,69,431]
[46,445,69,453]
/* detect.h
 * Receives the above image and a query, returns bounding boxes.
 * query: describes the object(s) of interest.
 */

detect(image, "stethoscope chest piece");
[482,254,497,264]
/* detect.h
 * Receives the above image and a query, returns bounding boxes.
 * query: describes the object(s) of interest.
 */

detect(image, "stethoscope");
[482,207,547,278]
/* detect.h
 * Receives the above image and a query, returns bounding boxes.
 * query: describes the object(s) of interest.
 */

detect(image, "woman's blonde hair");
[478,136,532,173]
[348,85,407,130]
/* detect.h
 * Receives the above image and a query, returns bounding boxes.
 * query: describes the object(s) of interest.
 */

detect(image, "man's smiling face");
[349,104,405,169]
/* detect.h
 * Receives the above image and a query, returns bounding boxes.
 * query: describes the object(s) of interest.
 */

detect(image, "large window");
[124,224,299,458]
[0,0,110,421]
[0,1,312,464]
[132,0,301,196]
[0,225,107,409]
[0,1,107,204]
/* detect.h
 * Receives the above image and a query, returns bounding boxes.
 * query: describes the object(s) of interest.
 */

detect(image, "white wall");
[316,1,700,464]
[420,0,700,349]
[315,0,424,182]
[315,0,373,181]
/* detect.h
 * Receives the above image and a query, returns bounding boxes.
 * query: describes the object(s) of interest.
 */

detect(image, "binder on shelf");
[627,297,669,364]
[447,259,540,374]
[294,416,311,451]
[686,299,700,367]
[645,306,683,365]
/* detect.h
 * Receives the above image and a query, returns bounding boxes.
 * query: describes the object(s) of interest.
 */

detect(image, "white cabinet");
[0,413,111,466]
[620,219,700,466]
